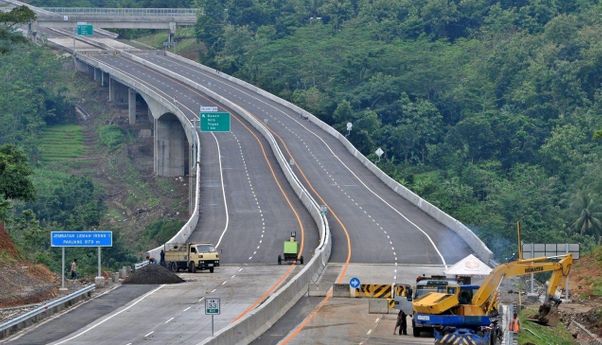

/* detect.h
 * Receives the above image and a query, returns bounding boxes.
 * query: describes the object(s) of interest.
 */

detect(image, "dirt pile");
[123,264,184,284]
[0,222,19,257]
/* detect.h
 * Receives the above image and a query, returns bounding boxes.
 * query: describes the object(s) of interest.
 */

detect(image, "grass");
[135,27,198,57]
[37,124,85,162]
[97,125,126,150]
[518,307,577,345]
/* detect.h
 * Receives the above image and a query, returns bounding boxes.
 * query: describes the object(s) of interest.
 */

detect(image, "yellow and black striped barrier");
[436,333,478,345]
[354,284,392,299]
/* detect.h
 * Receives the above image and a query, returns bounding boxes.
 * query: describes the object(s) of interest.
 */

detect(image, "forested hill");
[192,0,602,257]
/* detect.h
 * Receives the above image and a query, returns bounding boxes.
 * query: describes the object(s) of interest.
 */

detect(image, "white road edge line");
[212,131,230,248]
[51,285,165,345]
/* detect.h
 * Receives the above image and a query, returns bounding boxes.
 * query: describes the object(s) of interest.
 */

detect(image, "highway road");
[89,53,319,264]
[132,52,473,277]
[3,266,299,345]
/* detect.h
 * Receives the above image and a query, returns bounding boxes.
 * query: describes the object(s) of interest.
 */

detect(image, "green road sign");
[200,112,231,132]
[76,23,93,36]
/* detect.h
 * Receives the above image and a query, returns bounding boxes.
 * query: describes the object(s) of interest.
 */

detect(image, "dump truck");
[164,243,220,273]
[278,232,303,265]
[412,254,573,345]
[410,275,459,337]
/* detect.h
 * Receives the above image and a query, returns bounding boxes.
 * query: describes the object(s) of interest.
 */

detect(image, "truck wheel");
[188,261,196,273]
[278,255,282,265]
[299,256,304,265]
[412,320,420,337]
[170,262,178,272]
[209,267,214,273]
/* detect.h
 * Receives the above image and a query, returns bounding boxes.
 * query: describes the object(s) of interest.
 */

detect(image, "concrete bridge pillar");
[108,77,114,102]
[101,72,106,87]
[154,113,189,177]
[108,78,128,105]
[128,88,137,125]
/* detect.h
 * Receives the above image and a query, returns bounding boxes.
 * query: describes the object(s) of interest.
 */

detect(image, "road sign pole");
[61,247,65,290]
[565,244,569,300]
[530,245,534,294]
[97,246,101,277]
[211,315,214,337]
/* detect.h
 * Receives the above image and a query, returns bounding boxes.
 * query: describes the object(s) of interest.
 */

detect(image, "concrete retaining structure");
[163,51,493,265]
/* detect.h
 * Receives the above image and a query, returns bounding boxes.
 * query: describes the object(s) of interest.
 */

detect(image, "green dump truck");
[278,232,304,265]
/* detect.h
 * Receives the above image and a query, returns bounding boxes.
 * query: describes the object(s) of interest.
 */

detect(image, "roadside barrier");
[0,285,95,339]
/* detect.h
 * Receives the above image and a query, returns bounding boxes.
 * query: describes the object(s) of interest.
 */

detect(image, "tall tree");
[0,144,34,220]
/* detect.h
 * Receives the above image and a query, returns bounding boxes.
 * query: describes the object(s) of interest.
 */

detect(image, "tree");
[0,144,34,220]
[569,192,602,240]
[595,129,602,140]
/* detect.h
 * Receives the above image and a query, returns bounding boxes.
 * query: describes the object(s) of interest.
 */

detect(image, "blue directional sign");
[51,231,113,247]
[349,277,361,289]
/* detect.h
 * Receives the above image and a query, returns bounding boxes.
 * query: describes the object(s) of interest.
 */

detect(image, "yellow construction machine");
[412,225,573,345]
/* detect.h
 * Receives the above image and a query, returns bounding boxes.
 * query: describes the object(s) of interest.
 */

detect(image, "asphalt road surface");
[133,51,472,275]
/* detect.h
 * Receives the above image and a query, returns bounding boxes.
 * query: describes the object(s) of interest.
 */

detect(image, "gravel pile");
[123,264,184,285]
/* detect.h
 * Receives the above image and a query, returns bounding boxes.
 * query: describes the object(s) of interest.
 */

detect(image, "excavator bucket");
[527,302,560,327]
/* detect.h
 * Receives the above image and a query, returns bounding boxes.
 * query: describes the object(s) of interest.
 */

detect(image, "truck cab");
[164,243,220,273]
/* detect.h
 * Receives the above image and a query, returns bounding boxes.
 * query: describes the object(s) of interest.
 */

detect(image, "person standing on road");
[160,250,165,266]
[394,309,407,335]
[70,259,78,279]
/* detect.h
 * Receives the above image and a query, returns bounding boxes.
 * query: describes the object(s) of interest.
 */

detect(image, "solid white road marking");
[144,331,154,337]
[212,132,230,249]
[184,306,191,312]
[164,317,174,324]
[51,285,165,345]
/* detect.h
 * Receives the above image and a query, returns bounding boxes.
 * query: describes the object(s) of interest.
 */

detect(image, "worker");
[160,250,165,266]
[70,259,78,279]
[510,312,520,333]
[394,309,407,335]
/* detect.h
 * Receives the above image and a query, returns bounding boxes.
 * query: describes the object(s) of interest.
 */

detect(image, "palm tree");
[570,192,602,239]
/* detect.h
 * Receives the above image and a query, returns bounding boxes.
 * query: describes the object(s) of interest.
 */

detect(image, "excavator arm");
[412,254,573,321]
[471,254,573,308]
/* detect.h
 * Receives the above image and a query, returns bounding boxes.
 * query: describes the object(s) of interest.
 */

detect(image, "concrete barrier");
[163,51,493,264]
[332,284,351,297]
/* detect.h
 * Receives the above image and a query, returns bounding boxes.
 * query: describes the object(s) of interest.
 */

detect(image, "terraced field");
[37,124,85,162]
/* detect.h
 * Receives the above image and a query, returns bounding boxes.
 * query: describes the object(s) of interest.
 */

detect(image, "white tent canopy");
[445,254,492,276]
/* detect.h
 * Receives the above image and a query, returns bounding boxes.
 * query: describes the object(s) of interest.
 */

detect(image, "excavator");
[412,224,573,345]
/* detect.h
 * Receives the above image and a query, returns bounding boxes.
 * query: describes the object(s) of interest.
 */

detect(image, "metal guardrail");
[134,260,149,270]
[42,7,200,17]
[0,284,95,335]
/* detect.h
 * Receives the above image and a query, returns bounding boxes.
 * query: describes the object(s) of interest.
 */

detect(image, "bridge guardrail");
[41,7,200,17]
[120,51,331,345]
[0,284,95,339]
[163,50,494,265]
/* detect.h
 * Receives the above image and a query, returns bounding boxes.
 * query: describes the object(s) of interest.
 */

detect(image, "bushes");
[98,125,126,150]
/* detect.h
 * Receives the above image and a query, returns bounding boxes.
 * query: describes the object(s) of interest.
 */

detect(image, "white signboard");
[205,297,220,315]
[522,243,580,259]
[375,147,384,157]
[200,106,218,113]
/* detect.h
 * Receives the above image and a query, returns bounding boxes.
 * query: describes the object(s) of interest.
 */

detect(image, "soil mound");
[123,264,184,284]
